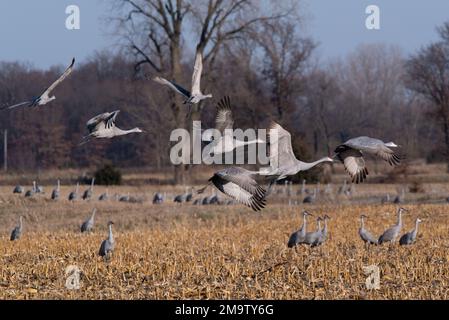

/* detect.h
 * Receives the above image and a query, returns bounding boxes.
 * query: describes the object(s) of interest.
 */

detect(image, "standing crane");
[359,214,378,246]
[378,208,407,245]
[99,221,115,260]
[81,209,96,233]
[82,178,95,200]
[287,211,313,248]
[51,180,60,200]
[10,216,24,241]
[68,182,79,201]
[399,218,422,245]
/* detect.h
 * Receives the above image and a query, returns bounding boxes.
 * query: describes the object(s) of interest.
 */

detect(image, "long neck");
[299,157,331,171]
[316,220,321,231]
[301,214,307,232]
[360,217,365,229]
[91,210,96,220]
[108,225,114,242]
[397,212,402,226]
[114,127,140,136]
[413,220,420,237]
[19,217,23,230]
[57,180,60,191]
[322,219,328,233]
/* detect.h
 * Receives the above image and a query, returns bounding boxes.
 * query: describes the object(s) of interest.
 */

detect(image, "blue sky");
[0,0,448,69]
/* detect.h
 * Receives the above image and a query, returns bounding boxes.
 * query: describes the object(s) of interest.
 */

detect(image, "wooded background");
[1,0,448,183]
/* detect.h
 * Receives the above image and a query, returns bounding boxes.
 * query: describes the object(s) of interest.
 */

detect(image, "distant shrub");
[94,164,122,185]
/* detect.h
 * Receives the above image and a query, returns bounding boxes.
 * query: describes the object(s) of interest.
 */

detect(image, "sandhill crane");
[68,182,79,201]
[359,215,378,246]
[51,180,60,200]
[315,215,331,246]
[119,193,130,202]
[303,188,317,204]
[378,207,407,245]
[153,193,164,204]
[381,194,390,204]
[207,192,220,204]
[81,209,96,233]
[198,167,267,212]
[3,58,75,110]
[304,217,322,246]
[99,189,109,201]
[36,183,44,193]
[298,179,308,195]
[10,216,23,241]
[399,218,422,245]
[338,180,348,195]
[203,96,263,160]
[264,122,333,192]
[24,181,37,198]
[393,188,406,204]
[99,221,115,260]
[80,110,143,145]
[152,52,212,107]
[13,185,23,194]
[82,178,95,200]
[287,211,313,248]
[334,136,402,184]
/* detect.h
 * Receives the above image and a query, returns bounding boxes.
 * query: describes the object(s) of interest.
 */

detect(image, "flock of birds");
[2,51,408,258]
[286,207,423,250]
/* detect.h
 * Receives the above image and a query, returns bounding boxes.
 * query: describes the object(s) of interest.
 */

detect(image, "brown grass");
[0,185,449,299]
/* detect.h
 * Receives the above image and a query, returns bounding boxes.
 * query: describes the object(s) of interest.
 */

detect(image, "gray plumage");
[399,218,422,245]
[82,178,95,200]
[334,136,401,184]
[266,122,333,182]
[378,208,406,244]
[359,215,378,245]
[51,180,60,200]
[304,217,322,246]
[81,209,96,233]
[25,181,37,198]
[10,216,23,241]
[13,185,23,194]
[80,110,143,144]
[69,182,79,201]
[99,190,109,201]
[4,58,75,110]
[199,167,267,212]
[287,211,313,248]
[303,188,317,204]
[99,221,115,258]
[315,215,331,246]
[153,192,164,204]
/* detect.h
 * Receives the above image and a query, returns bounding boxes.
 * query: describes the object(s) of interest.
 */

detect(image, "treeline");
[0,0,447,181]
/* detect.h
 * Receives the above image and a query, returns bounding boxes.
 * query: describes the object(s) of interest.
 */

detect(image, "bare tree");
[406,22,449,170]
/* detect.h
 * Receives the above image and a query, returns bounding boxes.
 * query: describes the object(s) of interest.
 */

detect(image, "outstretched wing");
[86,110,119,133]
[211,168,266,211]
[335,145,368,184]
[2,101,31,110]
[191,51,203,95]
[375,146,401,166]
[153,76,191,98]
[215,96,234,134]
[268,122,298,172]
[43,58,75,96]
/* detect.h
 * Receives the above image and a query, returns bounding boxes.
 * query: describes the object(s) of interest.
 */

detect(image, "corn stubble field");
[1,184,449,300]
